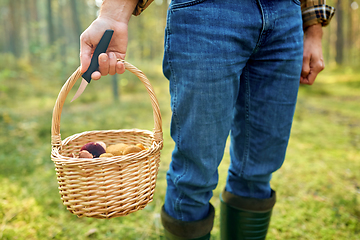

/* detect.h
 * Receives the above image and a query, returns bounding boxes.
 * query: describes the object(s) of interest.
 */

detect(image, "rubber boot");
[160,204,215,240]
[220,189,276,240]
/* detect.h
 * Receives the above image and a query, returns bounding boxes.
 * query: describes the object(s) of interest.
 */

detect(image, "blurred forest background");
[0,0,359,68]
[0,0,359,239]
[0,0,169,76]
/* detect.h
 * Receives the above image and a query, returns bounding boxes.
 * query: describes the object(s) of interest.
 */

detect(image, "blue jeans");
[162,0,304,222]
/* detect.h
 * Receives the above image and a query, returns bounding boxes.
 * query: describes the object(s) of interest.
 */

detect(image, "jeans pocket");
[291,0,301,6]
[170,0,207,10]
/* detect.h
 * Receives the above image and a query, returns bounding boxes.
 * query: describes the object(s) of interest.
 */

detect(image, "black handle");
[82,29,114,83]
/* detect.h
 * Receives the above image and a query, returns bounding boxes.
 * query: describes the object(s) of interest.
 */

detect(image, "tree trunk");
[69,0,82,50]
[24,0,32,58]
[347,0,354,64]
[112,74,120,102]
[59,0,67,78]
[30,0,40,52]
[335,0,344,65]
[47,0,55,46]
[8,0,22,57]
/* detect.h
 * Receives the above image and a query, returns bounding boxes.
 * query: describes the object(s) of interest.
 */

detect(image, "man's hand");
[80,0,137,80]
[300,24,324,85]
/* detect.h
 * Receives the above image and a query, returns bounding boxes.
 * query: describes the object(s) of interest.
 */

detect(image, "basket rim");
[60,128,154,146]
[51,128,162,166]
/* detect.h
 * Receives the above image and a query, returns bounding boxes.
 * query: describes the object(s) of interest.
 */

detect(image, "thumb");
[80,33,93,73]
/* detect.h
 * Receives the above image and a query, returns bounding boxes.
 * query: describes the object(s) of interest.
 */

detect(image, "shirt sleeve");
[133,0,154,16]
[301,0,335,29]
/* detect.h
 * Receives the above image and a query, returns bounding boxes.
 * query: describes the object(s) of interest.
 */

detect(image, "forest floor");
[0,58,359,239]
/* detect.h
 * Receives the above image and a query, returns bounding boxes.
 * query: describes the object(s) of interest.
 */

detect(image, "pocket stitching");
[171,0,207,10]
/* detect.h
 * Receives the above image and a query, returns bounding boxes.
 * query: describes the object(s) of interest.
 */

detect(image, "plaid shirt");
[133,0,335,29]
[301,0,335,28]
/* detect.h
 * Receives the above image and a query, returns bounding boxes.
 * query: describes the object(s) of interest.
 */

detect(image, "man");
[80,0,334,239]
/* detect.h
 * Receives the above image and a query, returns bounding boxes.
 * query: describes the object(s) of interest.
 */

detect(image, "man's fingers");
[98,53,109,76]
[301,55,310,78]
[116,61,126,74]
[317,58,325,72]
[108,52,117,75]
[305,72,317,85]
[89,53,125,80]
[300,58,325,85]
[309,59,325,84]
[91,71,102,80]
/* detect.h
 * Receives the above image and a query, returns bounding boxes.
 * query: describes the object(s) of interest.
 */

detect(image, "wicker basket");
[51,61,163,219]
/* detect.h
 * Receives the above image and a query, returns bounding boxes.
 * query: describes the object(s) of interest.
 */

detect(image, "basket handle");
[51,60,163,147]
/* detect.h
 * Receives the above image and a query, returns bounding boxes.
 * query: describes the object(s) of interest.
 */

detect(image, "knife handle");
[82,29,114,83]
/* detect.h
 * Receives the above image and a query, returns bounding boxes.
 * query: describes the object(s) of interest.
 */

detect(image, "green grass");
[0,58,359,239]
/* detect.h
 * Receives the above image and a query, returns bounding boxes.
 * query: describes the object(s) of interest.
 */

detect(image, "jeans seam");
[166,11,187,220]
[165,10,181,160]
[253,0,265,53]
[254,0,276,55]
[241,66,251,177]
[175,191,185,221]
[166,19,185,186]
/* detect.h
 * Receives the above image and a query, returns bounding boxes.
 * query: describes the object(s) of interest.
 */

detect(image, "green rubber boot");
[161,204,215,240]
[220,189,276,240]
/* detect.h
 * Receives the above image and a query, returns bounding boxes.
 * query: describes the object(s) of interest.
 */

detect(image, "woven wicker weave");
[51,61,163,219]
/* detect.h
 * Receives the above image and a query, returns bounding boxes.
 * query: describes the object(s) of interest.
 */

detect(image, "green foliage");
[0,57,359,239]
